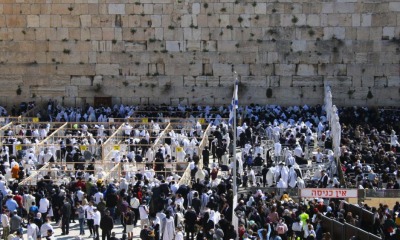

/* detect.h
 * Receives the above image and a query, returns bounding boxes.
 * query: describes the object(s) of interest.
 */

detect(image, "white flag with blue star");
[229,81,238,126]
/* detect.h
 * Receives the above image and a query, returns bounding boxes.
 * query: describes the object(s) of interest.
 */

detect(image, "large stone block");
[71,76,92,86]
[388,76,400,87]
[212,63,232,76]
[27,15,39,28]
[292,76,323,87]
[296,64,317,76]
[389,2,400,12]
[275,64,295,76]
[95,64,120,75]
[108,4,125,14]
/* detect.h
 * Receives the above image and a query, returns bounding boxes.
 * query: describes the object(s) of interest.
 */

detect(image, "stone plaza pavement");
[49,220,142,240]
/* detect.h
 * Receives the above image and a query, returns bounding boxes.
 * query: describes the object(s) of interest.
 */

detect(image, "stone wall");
[0,0,399,107]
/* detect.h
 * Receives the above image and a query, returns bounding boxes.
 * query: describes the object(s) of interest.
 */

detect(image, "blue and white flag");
[229,81,239,126]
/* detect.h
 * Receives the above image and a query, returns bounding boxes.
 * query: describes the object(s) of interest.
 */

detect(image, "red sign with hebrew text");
[300,188,358,198]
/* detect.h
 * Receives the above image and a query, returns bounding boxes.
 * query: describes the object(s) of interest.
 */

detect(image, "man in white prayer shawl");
[391,130,399,147]
[161,212,175,240]
[274,142,282,164]
[276,178,288,189]
[297,177,305,189]
[243,142,252,155]
[288,166,298,188]
[313,165,323,181]
[196,121,202,136]
[274,162,289,184]
[285,152,296,167]
[254,144,263,156]
[249,168,256,186]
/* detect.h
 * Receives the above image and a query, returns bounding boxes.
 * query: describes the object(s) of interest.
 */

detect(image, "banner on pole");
[300,188,358,198]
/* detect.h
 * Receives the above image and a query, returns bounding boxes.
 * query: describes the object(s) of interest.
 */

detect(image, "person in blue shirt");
[29,202,39,217]
[5,195,18,212]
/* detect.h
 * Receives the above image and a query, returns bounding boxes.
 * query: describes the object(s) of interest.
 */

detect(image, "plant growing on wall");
[163,83,172,93]
[237,81,247,95]
[292,16,298,24]
[348,89,355,98]
[16,86,22,95]
[367,87,373,99]
[266,88,273,98]
[94,84,102,92]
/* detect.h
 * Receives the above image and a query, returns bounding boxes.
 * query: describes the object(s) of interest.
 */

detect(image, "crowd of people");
[0,102,397,240]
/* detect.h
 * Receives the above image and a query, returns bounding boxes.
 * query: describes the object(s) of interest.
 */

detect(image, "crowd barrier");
[320,214,381,240]
[237,187,300,199]
[340,200,375,233]
[363,189,400,198]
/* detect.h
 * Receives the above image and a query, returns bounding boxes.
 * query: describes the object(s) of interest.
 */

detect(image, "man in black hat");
[61,198,71,235]
[100,210,114,240]
[184,206,197,240]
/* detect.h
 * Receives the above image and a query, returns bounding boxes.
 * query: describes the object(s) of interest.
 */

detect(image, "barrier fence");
[320,214,381,240]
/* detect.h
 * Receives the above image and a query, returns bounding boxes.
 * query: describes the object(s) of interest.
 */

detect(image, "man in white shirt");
[27,218,40,240]
[85,201,96,237]
[1,209,10,239]
[130,194,140,227]
[40,217,53,238]
[38,195,50,220]
[138,200,149,229]
[93,207,101,239]
[93,190,103,205]
[76,187,85,203]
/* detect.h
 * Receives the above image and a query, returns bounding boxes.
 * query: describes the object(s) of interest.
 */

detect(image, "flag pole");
[232,71,239,233]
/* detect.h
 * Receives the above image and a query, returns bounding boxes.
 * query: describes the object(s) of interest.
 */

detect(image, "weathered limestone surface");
[0,0,400,107]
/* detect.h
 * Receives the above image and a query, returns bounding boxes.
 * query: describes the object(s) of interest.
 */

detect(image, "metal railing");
[320,214,381,240]
[363,189,400,198]
[237,187,300,199]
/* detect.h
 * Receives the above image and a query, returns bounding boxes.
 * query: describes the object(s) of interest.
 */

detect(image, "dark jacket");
[184,209,197,228]
[62,202,72,219]
[100,214,114,231]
